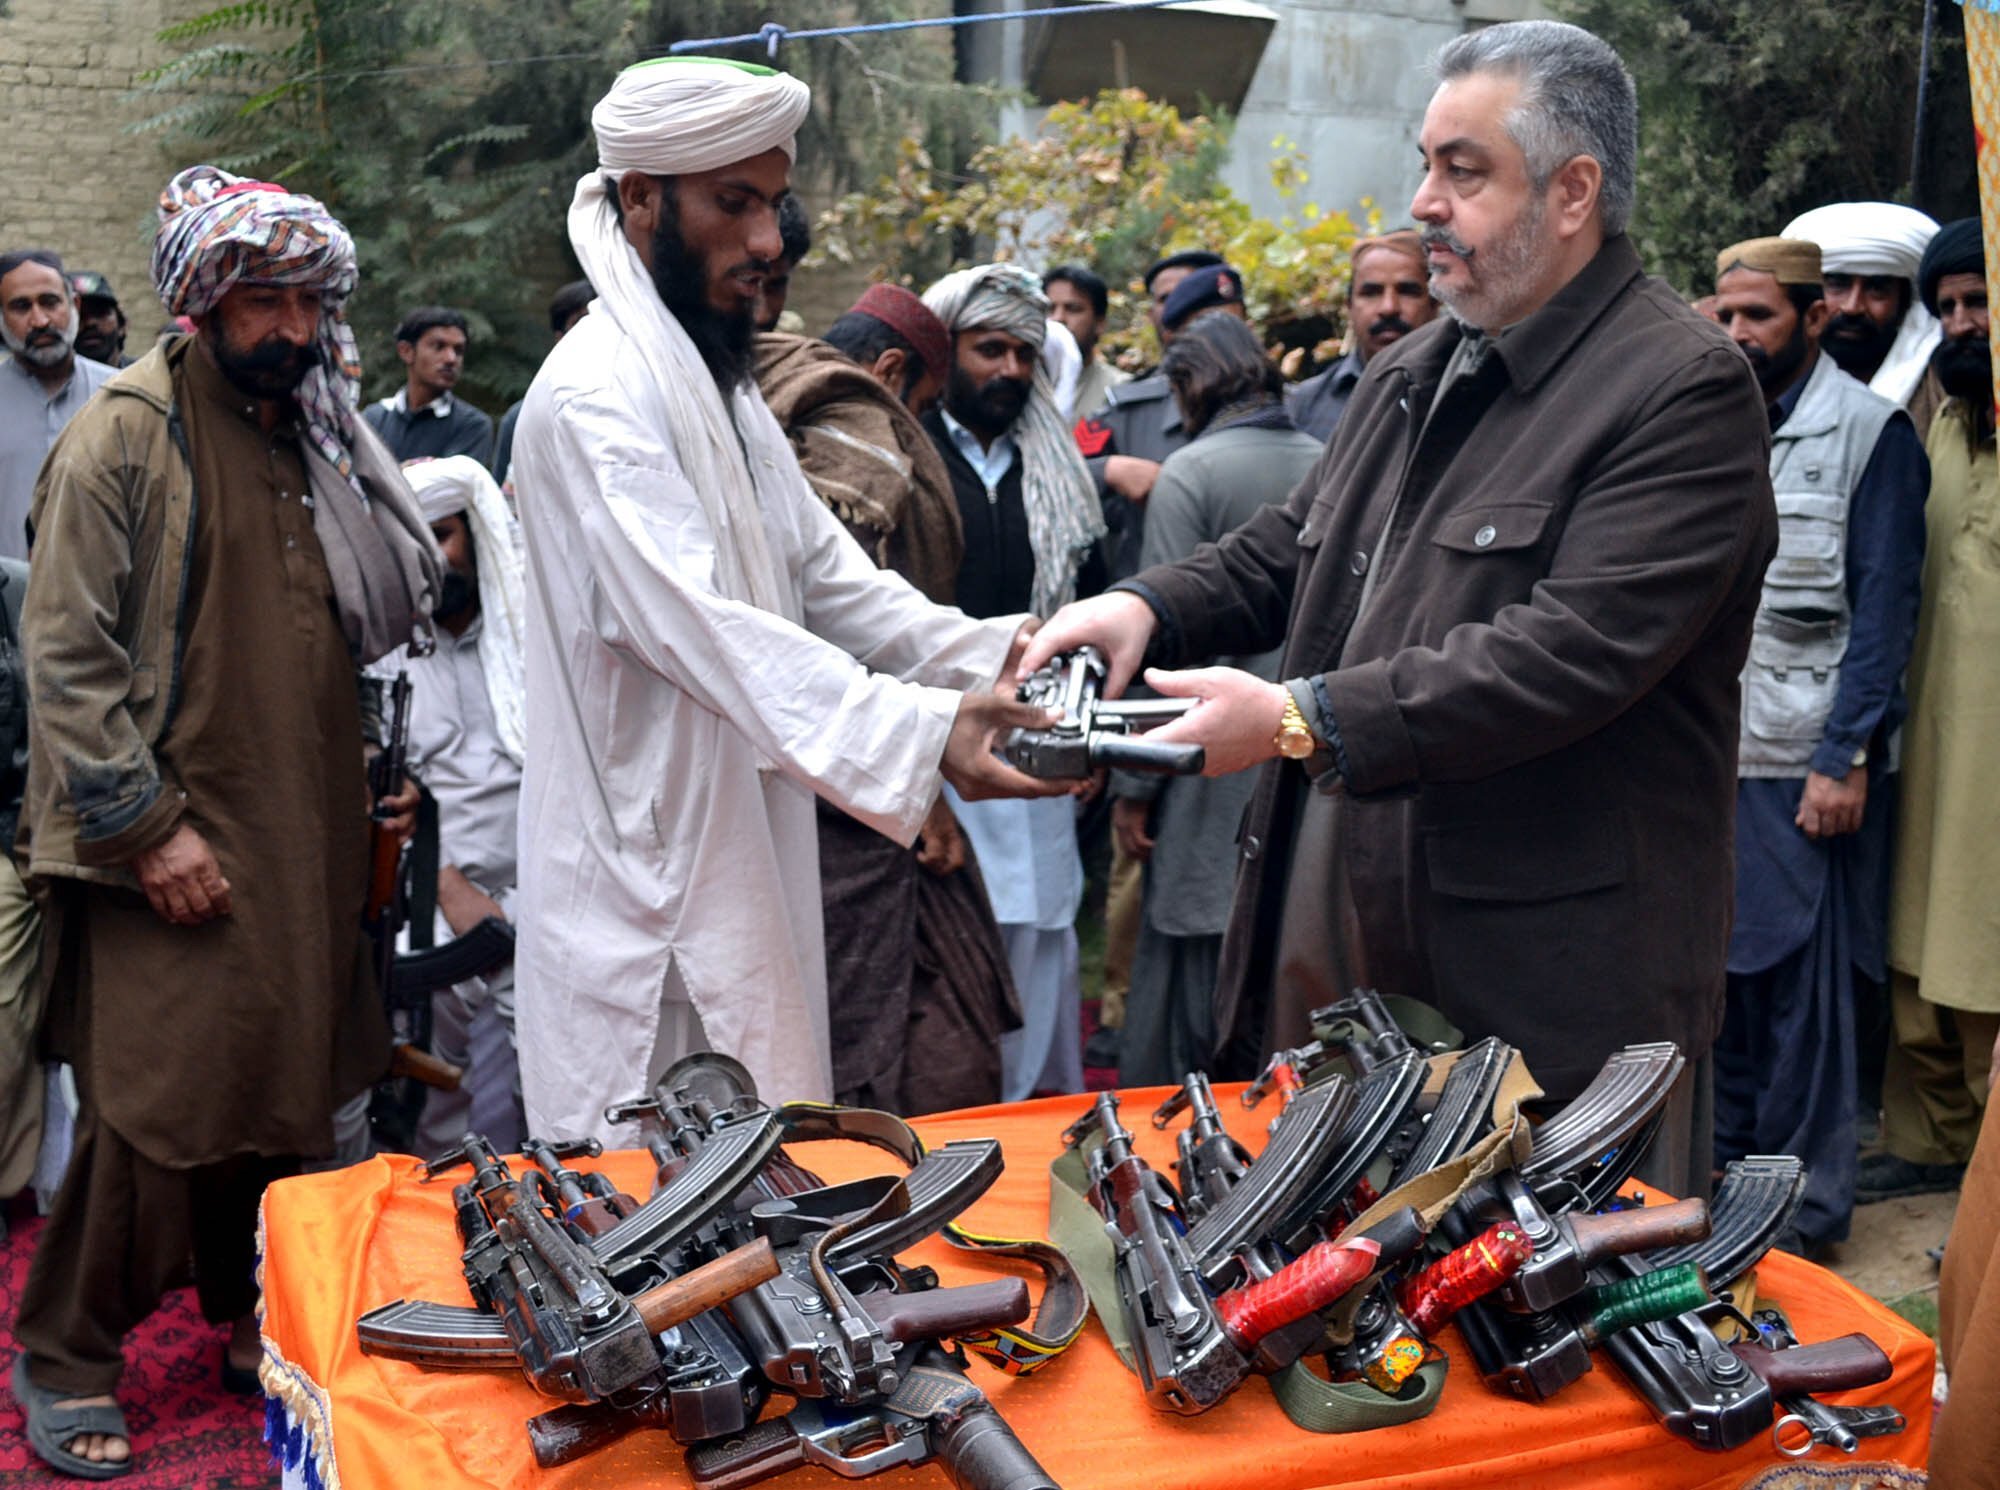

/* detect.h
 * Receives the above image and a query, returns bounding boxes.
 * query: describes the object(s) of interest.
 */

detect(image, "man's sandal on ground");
[11,1356,132,1480]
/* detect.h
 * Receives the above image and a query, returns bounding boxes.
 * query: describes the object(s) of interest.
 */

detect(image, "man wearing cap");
[387,456,530,1155]
[0,249,117,562]
[1044,264,1127,419]
[1710,235,1928,1254]
[11,164,437,1477]
[69,273,132,369]
[921,262,1106,1101]
[1784,202,1944,438]
[1074,248,1229,581]
[1288,230,1437,442]
[756,284,1018,1111]
[1876,218,2000,1201]
[1156,263,1249,339]
[510,61,1059,1144]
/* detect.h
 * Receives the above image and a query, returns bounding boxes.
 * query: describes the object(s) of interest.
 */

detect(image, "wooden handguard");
[1731,1333,1893,1397]
[871,1279,1032,1345]
[389,1042,464,1092]
[1570,1197,1711,1265]
[1215,1236,1383,1351]
[633,1236,782,1334]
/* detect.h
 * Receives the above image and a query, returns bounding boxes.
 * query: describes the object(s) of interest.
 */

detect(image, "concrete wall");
[0,0,201,349]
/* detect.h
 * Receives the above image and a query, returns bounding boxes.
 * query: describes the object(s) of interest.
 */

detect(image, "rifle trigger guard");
[1772,1413,1815,1458]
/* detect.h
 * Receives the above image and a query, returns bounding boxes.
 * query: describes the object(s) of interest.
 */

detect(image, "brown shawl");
[753,333,963,604]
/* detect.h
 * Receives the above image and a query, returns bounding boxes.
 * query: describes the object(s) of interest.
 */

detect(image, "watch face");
[1277,729,1315,760]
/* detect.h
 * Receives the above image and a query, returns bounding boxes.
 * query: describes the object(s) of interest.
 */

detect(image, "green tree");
[821,89,1375,369]
[1557,0,1975,292]
[133,1,992,404]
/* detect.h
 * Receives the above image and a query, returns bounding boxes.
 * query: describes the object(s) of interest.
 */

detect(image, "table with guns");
[257,654,1935,1489]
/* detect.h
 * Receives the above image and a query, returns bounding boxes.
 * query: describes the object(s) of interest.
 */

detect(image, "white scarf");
[566,58,813,615]
[1783,202,1943,408]
[405,456,529,763]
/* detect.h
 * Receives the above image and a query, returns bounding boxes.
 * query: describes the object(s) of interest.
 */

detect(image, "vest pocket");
[1766,492,1845,591]
[1743,623,1842,744]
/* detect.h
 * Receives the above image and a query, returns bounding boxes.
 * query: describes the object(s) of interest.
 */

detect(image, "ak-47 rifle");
[1004,647,1202,779]
[1597,1155,1907,1456]
[1067,1090,1426,1414]
[539,1055,1061,1489]
[357,1133,780,1407]
[363,670,459,1093]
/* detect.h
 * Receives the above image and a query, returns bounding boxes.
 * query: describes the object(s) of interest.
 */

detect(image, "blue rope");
[670,0,1193,60]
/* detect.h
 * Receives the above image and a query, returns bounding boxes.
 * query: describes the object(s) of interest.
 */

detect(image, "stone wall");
[0,0,203,349]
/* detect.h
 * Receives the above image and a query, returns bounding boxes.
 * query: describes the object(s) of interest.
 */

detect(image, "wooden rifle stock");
[1570,1197,1711,1267]
[633,1237,781,1335]
[389,1042,463,1091]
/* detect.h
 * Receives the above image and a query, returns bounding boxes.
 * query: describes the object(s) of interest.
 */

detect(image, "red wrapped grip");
[1216,1237,1382,1350]
[1398,1223,1534,1337]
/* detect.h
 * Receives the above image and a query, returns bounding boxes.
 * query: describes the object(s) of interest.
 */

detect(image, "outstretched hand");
[1013,591,1158,697]
[941,692,1072,801]
[1140,666,1290,777]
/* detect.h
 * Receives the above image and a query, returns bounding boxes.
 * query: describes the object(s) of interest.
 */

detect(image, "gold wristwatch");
[1274,687,1317,760]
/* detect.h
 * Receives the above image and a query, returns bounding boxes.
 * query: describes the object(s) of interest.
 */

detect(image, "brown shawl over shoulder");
[754,333,962,604]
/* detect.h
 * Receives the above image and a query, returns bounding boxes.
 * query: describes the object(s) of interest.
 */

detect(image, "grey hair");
[1434,21,1638,237]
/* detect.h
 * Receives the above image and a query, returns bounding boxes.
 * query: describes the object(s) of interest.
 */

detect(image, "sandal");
[11,1355,132,1479]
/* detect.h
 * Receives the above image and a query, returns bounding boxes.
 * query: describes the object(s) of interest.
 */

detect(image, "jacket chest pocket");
[1766,492,1847,592]
[1743,623,1844,744]
[1428,500,1557,559]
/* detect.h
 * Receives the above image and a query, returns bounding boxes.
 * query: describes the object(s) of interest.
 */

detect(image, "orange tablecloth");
[257,1089,1934,1490]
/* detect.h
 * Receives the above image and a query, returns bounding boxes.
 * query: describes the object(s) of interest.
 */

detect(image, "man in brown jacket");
[1022,19,1776,1197]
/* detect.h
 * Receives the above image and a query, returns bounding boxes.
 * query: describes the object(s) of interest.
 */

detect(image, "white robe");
[511,313,1019,1143]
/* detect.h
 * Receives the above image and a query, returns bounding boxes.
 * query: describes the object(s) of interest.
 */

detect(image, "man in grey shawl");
[921,263,1107,1100]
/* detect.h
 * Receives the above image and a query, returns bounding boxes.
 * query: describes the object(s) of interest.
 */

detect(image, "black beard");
[944,364,1030,438]
[1821,311,1898,381]
[1933,334,1992,401]
[652,187,759,393]
[74,328,124,364]
[206,319,320,398]
[1741,320,1812,396]
[434,568,478,625]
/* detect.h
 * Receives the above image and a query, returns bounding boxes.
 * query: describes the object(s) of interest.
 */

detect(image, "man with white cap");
[510,59,1058,1143]
[1783,201,1944,437]
[388,455,530,1153]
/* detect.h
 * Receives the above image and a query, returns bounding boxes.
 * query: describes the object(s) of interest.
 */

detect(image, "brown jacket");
[1135,236,1778,1099]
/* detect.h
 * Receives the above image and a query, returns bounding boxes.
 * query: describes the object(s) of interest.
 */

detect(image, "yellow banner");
[1965,2,2000,406]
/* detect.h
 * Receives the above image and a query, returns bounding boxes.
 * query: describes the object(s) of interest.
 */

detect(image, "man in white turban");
[510,59,1059,1142]
[1784,202,1944,435]
[920,262,1107,1100]
[393,456,529,1154]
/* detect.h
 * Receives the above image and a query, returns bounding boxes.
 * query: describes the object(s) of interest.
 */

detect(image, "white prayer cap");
[590,57,811,176]
[1781,202,1940,281]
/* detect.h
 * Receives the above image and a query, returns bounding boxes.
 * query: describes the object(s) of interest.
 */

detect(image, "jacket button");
[1350,550,1369,576]
[1473,524,1497,548]
[1242,834,1262,862]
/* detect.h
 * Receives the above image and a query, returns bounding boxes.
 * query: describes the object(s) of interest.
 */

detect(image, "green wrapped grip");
[1581,1263,1711,1340]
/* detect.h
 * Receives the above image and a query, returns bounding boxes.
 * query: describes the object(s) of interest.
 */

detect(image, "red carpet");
[0,1215,275,1487]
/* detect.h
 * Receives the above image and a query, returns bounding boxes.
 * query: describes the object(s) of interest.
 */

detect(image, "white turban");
[403,456,528,763]
[590,56,810,176]
[561,58,814,616]
[1782,202,1939,280]
[1781,201,1943,409]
